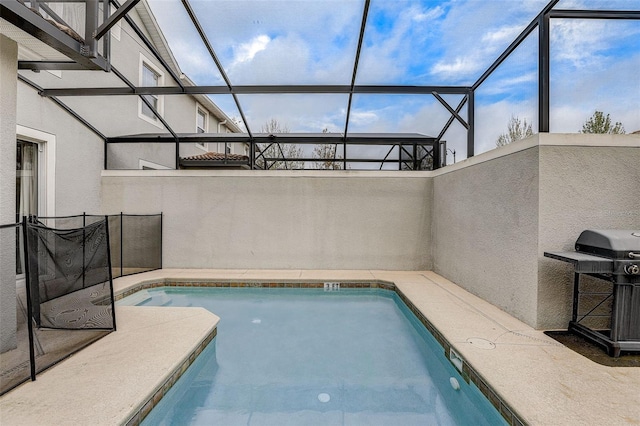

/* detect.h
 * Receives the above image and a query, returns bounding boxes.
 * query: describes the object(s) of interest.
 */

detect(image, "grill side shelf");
[544,251,614,274]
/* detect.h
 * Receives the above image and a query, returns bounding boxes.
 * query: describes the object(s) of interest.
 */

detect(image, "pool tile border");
[116,279,525,426]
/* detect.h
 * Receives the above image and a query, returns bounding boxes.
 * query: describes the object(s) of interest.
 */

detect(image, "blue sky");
[147,0,640,159]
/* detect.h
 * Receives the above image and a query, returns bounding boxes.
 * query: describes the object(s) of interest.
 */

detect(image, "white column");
[0,35,18,352]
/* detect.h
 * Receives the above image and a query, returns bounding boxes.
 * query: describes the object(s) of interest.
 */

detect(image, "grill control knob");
[625,264,640,275]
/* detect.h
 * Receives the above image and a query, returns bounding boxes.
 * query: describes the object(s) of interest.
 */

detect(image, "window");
[195,106,208,151]
[197,108,207,133]
[138,55,164,126]
[15,126,56,277]
[139,159,171,170]
[141,64,159,119]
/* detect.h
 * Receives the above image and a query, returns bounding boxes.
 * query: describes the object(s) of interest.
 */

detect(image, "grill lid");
[575,230,640,259]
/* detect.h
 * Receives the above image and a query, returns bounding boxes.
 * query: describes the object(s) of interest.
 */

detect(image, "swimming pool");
[121,286,507,425]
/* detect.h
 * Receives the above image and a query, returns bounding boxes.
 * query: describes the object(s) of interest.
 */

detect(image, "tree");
[496,116,533,147]
[580,111,625,134]
[256,119,304,169]
[311,128,344,169]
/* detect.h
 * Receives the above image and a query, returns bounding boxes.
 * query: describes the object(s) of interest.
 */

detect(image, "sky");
[146,0,640,161]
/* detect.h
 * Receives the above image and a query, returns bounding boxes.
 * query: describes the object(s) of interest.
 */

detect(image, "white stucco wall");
[19,7,234,171]
[536,134,640,329]
[432,133,640,328]
[100,134,638,329]
[101,171,433,270]
[16,82,104,215]
[0,35,18,352]
[432,143,540,326]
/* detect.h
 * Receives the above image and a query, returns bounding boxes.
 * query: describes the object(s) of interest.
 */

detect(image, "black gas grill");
[545,230,640,357]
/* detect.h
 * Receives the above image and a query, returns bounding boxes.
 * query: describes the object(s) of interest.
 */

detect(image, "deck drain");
[467,338,496,349]
[318,393,330,403]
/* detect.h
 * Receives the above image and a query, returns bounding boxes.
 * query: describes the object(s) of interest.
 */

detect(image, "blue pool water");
[121,287,506,425]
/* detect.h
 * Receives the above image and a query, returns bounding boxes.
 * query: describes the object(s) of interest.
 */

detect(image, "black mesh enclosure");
[38,213,163,279]
[121,214,162,276]
[0,223,31,396]
[105,214,162,278]
[1,213,160,396]
[25,218,115,330]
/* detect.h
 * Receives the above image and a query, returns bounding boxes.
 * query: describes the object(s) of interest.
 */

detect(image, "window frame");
[138,54,164,127]
[195,104,209,151]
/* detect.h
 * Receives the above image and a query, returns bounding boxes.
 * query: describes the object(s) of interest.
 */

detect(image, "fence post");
[104,216,117,331]
[120,212,123,277]
[160,212,163,270]
[22,218,37,382]
[82,212,86,288]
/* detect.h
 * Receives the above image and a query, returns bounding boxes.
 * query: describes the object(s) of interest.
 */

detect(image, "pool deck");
[1,269,639,425]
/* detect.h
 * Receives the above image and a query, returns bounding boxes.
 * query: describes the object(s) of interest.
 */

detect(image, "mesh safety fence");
[0,213,161,395]
[104,214,162,278]
[1,218,115,396]
[36,213,162,279]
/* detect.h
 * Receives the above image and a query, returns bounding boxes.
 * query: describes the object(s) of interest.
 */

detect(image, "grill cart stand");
[545,230,640,357]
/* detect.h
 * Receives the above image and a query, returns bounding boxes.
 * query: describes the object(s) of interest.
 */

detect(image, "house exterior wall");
[101,170,433,270]
[16,83,103,215]
[0,35,18,352]
[17,5,237,171]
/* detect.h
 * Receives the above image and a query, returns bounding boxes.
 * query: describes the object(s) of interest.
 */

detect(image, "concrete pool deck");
[1,269,639,425]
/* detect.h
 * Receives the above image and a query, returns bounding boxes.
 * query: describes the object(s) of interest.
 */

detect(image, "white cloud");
[145,0,640,152]
[350,111,380,126]
[482,25,523,44]
[232,35,271,65]
[412,6,445,23]
[431,57,481,76]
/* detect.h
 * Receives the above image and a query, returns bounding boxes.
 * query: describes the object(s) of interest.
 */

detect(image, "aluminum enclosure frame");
[6,0,640,169]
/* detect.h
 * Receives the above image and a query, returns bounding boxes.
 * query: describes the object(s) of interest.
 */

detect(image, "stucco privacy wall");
[536,135,640,329]
[101,171,433,270]
[432,133,640,329]
[0,35,18,352]
[432,143,540,327]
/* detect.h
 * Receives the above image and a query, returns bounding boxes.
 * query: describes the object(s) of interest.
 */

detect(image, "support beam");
[432,92,469,130]
[472,0,559,91]
[344,0,370,138]
[0,0,109,70]
[436,95,468,142]
[94,0,140,40]
[110,66,180,167]
[84,0,99,58]
[550,9,640,19]
[18,61,90,71]
[110,0,183,89]
[18,75,107,141]
[40,84,473,97]
[181,0,252,136]
[107,133,437,145]
[467,90,475,158]
[539,13,550,133]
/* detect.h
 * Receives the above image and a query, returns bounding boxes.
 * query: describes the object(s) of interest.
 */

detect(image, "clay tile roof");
[181,152,249,162]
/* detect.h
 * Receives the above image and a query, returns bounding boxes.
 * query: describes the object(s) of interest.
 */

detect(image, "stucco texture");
[537,141,640,329]
[0,35,18,352]
[101,135,639,329]
[432,146,540,327]
[102,171,433,270]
